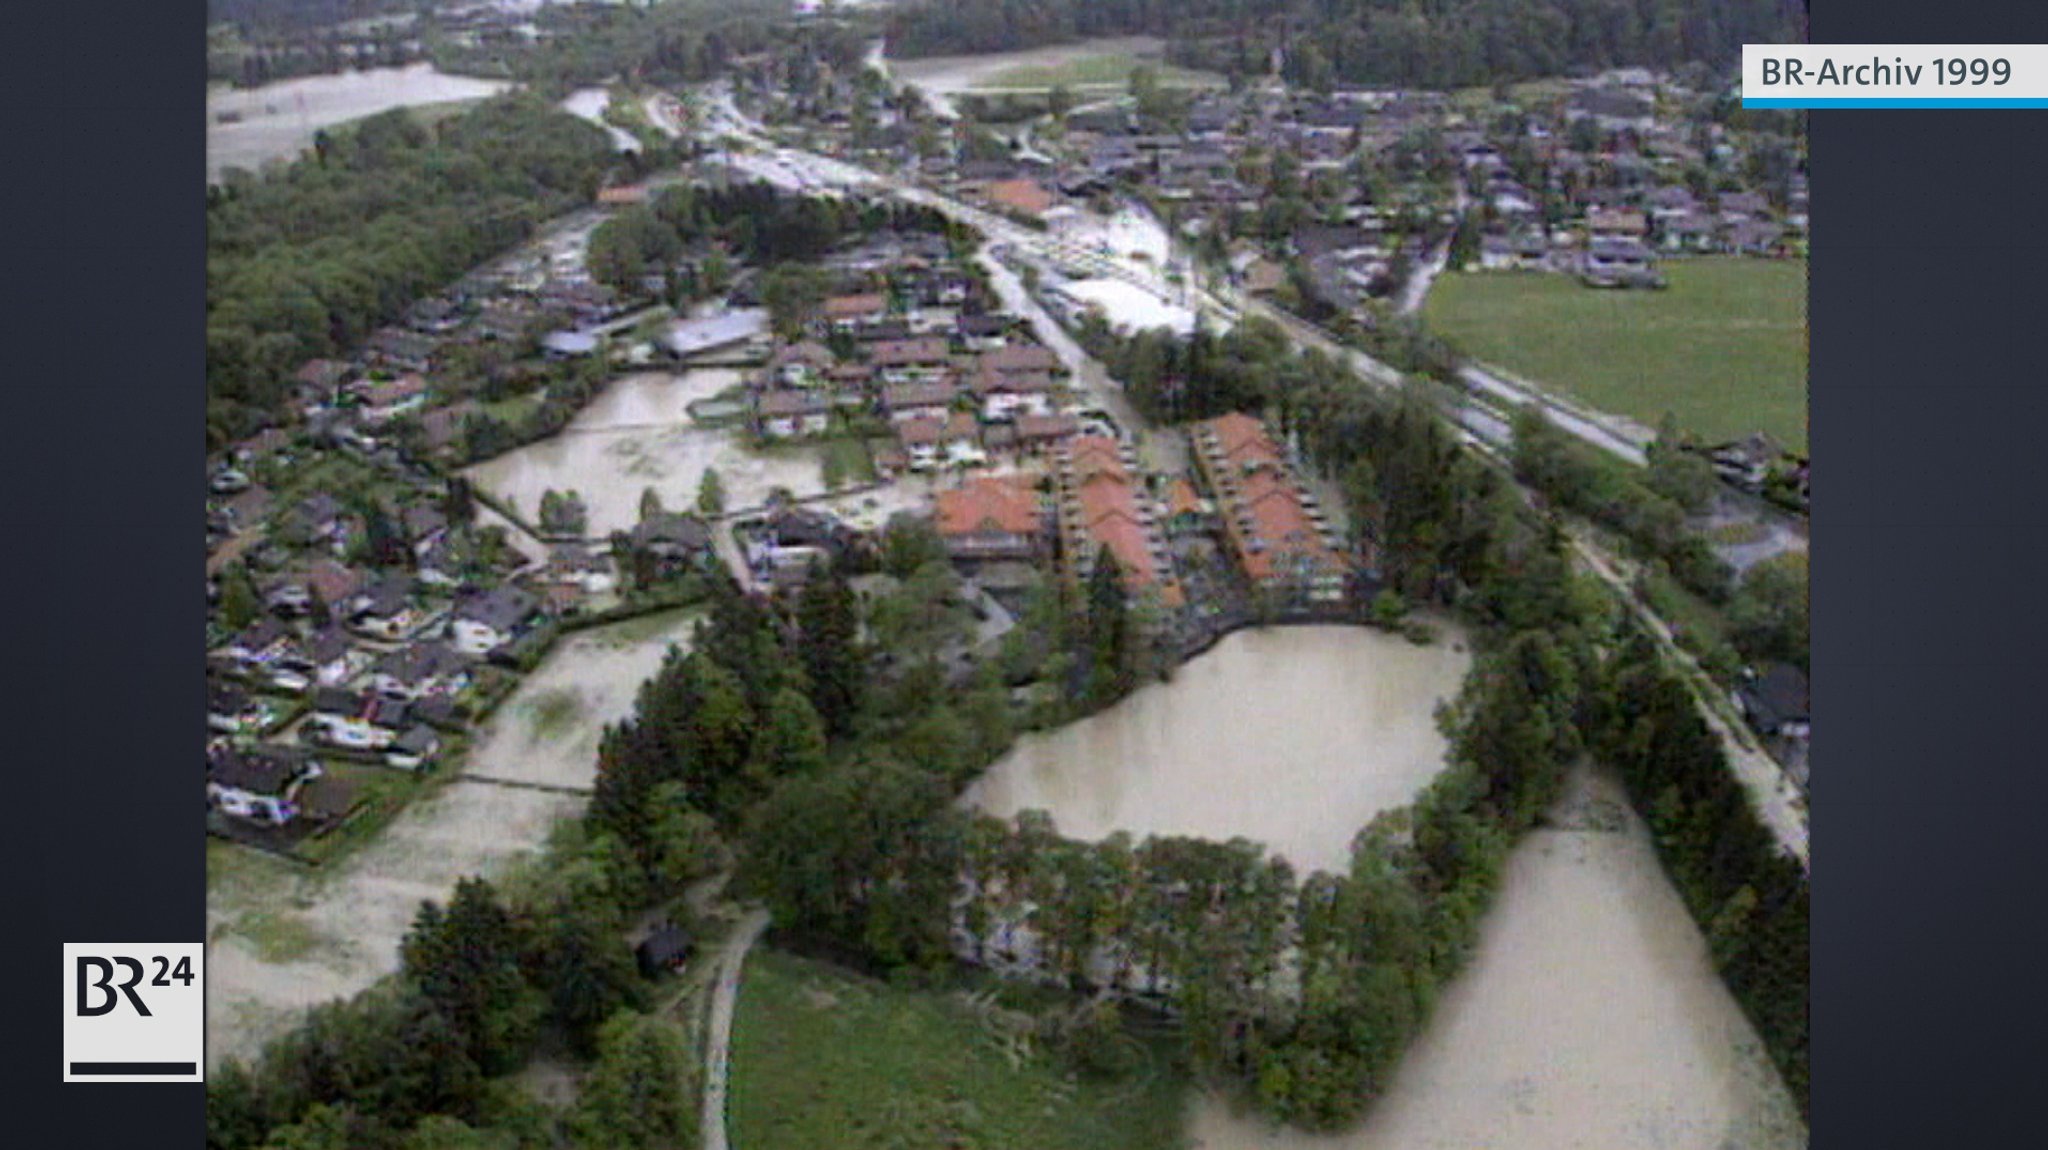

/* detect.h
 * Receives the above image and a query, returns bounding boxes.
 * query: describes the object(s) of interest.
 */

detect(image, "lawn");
[729,949,1192,1150]
[978,53,1219,91]
[1426,257,1809,451]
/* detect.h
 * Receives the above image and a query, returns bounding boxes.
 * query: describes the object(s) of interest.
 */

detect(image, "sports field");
[1426,257,1809,450]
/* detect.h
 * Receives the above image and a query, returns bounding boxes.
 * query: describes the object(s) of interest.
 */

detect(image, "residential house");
[823,293,888,331]
[385,725,443,770]
[448,586,540,657]
[1703,433,1780,491]
[868,337,953,383]
[280,493,344,548]
[769,340,836,387]
[1580,238,1663,288]
[1739,664,1811,741]
[1054,436,1182,608]
[1586,208,1650,239]
[1724,218,1787,256]
[1191,413,1349,603]
[756,390,834,439]
[627,513,716,581]
[1013,412,1081,454]
[346,574,428,641]
[935,475,1047,564]
[306,690,407,752]
[366,642,474,702]
[544,543,617,596]
[881,380,959,424]
[896,413,984,471]
[208,743,322,826]
[219,618,296,676]
[303,625,366,687]
[207,679,268,736]
[353,374,431,425]
[636,924,696,977]
[973,368,1056,422]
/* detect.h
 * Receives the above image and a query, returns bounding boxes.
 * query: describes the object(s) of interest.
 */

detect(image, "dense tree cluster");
[207,96,614,441]
[439,0,866,93]
[205,866,680,1150]
[1596,626,1809,1115]
[1510,404,1733,602]
[884,1,1803,91]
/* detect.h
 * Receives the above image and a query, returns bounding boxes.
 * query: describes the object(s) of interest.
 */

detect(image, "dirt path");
[700,908,771,1150]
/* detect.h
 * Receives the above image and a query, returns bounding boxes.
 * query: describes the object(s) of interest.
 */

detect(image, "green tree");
[750,686,831,782]
[567,1012,697,1150]
[402,1116,516,1150]
[1086,546,1133,705]
[796,566,864,737]
[696,467,725,516]
[398,877,542,1075]
[219,565,263,631]
[539,906,648,1057]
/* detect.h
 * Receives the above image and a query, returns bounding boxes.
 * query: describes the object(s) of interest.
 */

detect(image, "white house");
[448,587,539,657]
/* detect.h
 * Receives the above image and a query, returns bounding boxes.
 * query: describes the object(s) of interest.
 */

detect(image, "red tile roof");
[936,476,1041,538]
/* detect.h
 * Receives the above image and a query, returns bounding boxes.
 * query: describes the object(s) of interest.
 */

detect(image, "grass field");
[977,54,1219,91]
[1426,257,1809,451]
[729,950,1191,1150]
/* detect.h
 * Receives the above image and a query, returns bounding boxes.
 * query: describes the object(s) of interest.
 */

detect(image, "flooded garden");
[461,367,934,534]
[205,609,699,1067]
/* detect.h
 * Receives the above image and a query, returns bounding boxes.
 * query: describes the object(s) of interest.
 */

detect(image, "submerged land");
[204,3,1809,1148]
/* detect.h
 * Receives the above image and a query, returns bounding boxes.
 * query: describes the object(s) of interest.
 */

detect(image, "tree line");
[1595,623,1810,1114]
[207,96,615,446]
[883,0,1803,91]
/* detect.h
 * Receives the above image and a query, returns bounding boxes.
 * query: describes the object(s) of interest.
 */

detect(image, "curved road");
[700,908,771,1150]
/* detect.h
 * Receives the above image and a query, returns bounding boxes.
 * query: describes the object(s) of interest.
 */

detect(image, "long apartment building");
[1053,435,1184,610]
[1191,413,1351,603]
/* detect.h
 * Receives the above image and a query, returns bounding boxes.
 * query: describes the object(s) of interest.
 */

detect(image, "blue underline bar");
[1744,97,2048,107]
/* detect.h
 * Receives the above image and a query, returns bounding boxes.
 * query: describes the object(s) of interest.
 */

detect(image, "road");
[699,907,771,1150]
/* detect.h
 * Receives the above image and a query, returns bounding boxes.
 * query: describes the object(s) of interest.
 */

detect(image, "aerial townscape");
[205,3,1810,1149]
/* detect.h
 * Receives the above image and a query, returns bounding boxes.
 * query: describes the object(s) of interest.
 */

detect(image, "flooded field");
[462,369,932,534]
[205,609,698,1068]
[963,625,1470,875]
[1187,770,1807,1150]
[207,64,513,182]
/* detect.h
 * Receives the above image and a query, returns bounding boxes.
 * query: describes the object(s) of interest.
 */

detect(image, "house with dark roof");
[346,574,428,641]
[208,744,322,826]
[627,513,716,581]
[756,389,833,439]
[1739,664,1811,741]
[366,642,474,701]
[636,923,696,976]
[448,586,541,656]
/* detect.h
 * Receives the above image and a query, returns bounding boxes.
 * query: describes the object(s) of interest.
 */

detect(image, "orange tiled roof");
[937,476,1041,538]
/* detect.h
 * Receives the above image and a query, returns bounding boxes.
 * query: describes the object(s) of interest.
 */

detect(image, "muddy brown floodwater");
[1187,770,1808,1150]
[962,624,1471,876]
[205,610,698,1068]
[462,369,935,535]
